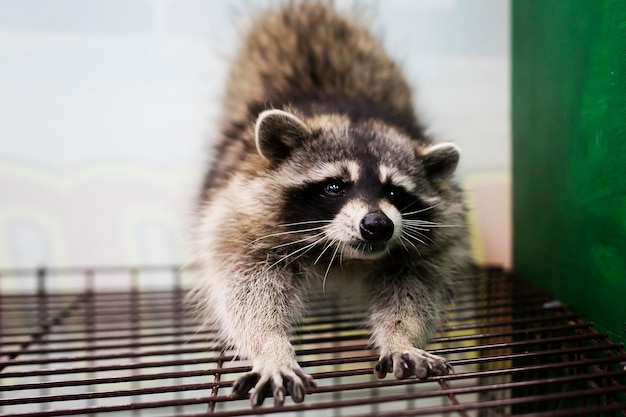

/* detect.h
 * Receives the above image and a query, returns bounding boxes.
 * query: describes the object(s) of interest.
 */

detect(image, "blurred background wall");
[0,0,510,273]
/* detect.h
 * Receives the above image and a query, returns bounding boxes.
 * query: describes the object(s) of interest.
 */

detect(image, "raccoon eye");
[387,186,401,201]
[386,185,411,205]
[323,180,346,197]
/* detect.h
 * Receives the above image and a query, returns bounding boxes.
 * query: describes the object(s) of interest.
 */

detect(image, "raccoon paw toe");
[374,349,452,380]
[231,371,261,398]
[231,368,316,408]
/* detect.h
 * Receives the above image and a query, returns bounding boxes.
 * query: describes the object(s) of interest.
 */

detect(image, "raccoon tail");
[223,1,415,126]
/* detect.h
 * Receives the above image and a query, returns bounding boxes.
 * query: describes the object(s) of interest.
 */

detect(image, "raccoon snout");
[359,212,394,242]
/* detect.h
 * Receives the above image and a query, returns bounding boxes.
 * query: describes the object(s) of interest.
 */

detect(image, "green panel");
[513,0,626,344]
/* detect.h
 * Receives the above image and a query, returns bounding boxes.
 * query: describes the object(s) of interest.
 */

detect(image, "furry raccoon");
[192,1,471,408]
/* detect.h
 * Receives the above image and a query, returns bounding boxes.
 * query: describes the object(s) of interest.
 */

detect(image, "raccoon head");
[255,109,460,263]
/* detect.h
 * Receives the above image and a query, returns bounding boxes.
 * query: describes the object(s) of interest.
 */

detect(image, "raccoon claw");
[374,349,452,380]
[231,372,260,398]
[231,368,316,407]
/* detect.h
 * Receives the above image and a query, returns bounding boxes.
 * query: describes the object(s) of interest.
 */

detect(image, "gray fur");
[192,1,471,408]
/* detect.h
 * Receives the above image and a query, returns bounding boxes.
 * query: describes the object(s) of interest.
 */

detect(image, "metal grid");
[1,265,625,417]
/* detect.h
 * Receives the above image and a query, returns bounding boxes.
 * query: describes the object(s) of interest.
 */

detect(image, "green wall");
[513,0,626,344]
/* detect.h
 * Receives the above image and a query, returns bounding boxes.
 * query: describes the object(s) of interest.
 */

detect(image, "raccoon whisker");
[402,223,432,232]
[402,223,432,233]
[339,241,347,267]
[401,217,438,223]
[429,223,461,228]
[400,235,421,256]
[282,240,323,267]
[314,237,337,265]
[399,198,430,213]
[398,236,410,253]
[401,202,445,216]
[407,223,460,229]
[403,226,436,245]
[403,221,461,232]
[267,239,321,271]
[338,246,343,267]
[277,219,333,228]
[400,219,433,228]
[403,225,434,238]
[286,233,329,260]
[402,218,461,229]
[336,241,349,269]
[270,231,326,249]
[251,226,328,244]
[402,218,462,228]
[402,229,428,246]
[253,227,328,242]
[322,242,340,292]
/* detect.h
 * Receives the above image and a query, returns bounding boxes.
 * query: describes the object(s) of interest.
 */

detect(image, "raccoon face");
[255,109,460,262]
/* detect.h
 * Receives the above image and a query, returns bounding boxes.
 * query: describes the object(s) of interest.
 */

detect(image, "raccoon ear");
[422,143,460,179]
[255,109,311,162]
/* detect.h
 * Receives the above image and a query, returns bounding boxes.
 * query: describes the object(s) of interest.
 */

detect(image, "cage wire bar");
[0,265,625,417]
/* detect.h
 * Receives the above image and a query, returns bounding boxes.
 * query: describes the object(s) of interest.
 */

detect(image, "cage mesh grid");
[1,266,625,416]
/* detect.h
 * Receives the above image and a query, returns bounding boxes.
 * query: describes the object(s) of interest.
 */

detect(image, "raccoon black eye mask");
[191,2,471,408]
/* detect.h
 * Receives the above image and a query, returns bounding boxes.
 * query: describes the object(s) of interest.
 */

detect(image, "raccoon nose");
[360,212,394,242]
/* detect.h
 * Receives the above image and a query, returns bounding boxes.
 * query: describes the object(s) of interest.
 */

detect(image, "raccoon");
[192,1,471,408]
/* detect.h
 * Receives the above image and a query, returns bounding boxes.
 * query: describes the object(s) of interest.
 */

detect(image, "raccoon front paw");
[374,348,453,380]
[231,367,317,407]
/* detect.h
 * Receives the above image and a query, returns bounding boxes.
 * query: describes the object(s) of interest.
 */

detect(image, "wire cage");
[1,265,625,416]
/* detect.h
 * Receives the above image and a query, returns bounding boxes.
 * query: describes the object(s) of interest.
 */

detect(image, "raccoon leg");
[368,276,452,380]
[222,270,316,407]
